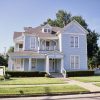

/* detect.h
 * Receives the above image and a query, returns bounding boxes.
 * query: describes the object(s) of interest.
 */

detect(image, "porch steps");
[50,72,63,78]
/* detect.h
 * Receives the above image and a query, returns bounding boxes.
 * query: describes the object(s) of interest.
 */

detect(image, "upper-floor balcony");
[39,39,59,51]
[14,36,60,52]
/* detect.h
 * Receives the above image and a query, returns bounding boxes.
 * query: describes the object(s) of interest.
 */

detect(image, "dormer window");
[43,28,51,33]
[44,29,48,32]
[48,29,51,33]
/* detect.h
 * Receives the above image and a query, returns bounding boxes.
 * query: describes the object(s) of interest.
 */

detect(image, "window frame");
[30,36,36,49]
[70,55,80,69]
[31,58,37,69]
[43,28,51,33]
[70,36,79,48]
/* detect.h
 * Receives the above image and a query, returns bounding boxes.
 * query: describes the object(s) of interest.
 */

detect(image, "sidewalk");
[0,83,68,87]
[64,78,100,92]
[0,93,100,100]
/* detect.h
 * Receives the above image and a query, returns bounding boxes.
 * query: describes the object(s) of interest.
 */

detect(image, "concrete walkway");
[64,78,100,92]
[0,83,69,87]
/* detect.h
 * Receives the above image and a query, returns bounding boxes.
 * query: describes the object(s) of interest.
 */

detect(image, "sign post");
[0,66,5,76]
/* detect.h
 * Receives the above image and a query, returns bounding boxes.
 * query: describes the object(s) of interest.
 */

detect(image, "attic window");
[48,29,51,32]
[44,29,47,32]
[43,28,51,33]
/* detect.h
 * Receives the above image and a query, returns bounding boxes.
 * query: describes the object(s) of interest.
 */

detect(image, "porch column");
[46,56,49,74]
[38,37,40,52]
[61,58,64,73]
[8,57,13,71]
[29,58,32,71]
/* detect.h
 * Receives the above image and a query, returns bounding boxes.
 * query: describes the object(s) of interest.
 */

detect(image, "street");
[0,93,100,100]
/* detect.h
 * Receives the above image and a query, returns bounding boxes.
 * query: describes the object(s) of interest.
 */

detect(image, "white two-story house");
[8,20,88,75]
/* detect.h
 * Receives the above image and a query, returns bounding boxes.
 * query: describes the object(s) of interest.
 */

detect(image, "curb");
[0,91,100,98]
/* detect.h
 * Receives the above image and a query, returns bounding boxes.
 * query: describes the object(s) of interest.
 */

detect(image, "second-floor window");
[70,36,79,48]
[30,37,36,49]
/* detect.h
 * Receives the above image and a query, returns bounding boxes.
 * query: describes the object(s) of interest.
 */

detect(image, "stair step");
[50,73,63,78]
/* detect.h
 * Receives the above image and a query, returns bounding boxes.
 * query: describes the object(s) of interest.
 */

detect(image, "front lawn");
[70,76,100,82]
[0,85,89,95]
[0,77,65,85]
[95,83,100,87]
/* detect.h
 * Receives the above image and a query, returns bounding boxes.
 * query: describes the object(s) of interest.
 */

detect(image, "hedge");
[5,71,46,77]
[66,70,94,77]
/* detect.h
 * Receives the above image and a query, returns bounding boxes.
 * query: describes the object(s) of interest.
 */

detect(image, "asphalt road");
[0,93,100,100]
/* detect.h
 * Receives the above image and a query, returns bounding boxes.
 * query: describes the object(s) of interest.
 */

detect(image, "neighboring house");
[8,20,88,75]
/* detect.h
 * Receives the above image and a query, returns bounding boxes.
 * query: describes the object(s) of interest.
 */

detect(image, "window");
[70,36,79,48]
[43,28,51,33]
[46,41,50,46]
[71,56,74,69]
[32,59,36,68]
[70,37,74,47]
[19,44,23,48]
[48,29,51,33]
[70,55,79,69]
[75,37,78,47]
[44,29,47,32]
[30,37,36,49]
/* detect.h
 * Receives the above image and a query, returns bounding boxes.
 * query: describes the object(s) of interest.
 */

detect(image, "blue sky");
[0,0,100,53]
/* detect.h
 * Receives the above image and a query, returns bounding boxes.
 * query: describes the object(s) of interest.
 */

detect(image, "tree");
[0,55,8,67]
[43,10,99,69]
[71,16,88,29]
[87,30,99,59]
[43,10,72,27]
[7,46,14,53]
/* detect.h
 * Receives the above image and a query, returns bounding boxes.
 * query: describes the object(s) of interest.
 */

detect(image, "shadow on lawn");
[44,87,50,95]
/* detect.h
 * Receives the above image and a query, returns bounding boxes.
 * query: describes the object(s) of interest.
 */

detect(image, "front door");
[49,59,55,72]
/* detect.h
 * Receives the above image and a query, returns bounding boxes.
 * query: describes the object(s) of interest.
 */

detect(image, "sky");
[0,0,100,53]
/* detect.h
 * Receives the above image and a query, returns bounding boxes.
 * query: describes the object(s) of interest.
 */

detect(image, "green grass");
[0,77,65,85]
[0,85,89,95]
[70,76,100,82]
[95,83,100,87]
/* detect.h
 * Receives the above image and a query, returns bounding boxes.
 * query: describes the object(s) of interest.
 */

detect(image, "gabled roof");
[13,25,62,39]
[62,20,88,34]
[13,20,88,40]
[13,32,23,39]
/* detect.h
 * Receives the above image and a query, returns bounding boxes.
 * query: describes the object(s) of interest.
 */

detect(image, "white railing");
[15,47,23,51]
[62,68,66,78]
[40,46,58,51]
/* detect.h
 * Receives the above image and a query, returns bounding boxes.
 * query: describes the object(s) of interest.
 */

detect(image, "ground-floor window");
[70,55,80,69]
[32,58,37,68]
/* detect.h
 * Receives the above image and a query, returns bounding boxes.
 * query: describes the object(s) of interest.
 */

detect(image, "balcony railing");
[15,48,23,51]
[40,46,59,51]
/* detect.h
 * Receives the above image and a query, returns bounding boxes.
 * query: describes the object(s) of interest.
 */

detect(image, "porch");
[9,58,63,73]
[8,51,64,74]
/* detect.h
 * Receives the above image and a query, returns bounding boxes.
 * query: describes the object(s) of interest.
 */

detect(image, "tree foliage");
[0,55,8,66]
[7,46,14,53]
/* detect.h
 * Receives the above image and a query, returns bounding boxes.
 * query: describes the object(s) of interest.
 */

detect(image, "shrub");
[45,73,53,78]
[66,70,94,77]
[0,76,4,80]
[4,74,11,79]
[5,71,46,77]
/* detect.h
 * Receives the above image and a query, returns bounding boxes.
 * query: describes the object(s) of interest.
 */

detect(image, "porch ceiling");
[8,51,45,58]
[46,51,63,58]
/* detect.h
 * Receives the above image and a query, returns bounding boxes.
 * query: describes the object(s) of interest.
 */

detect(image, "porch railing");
[62,68,66,78]
[40,46,58,51]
